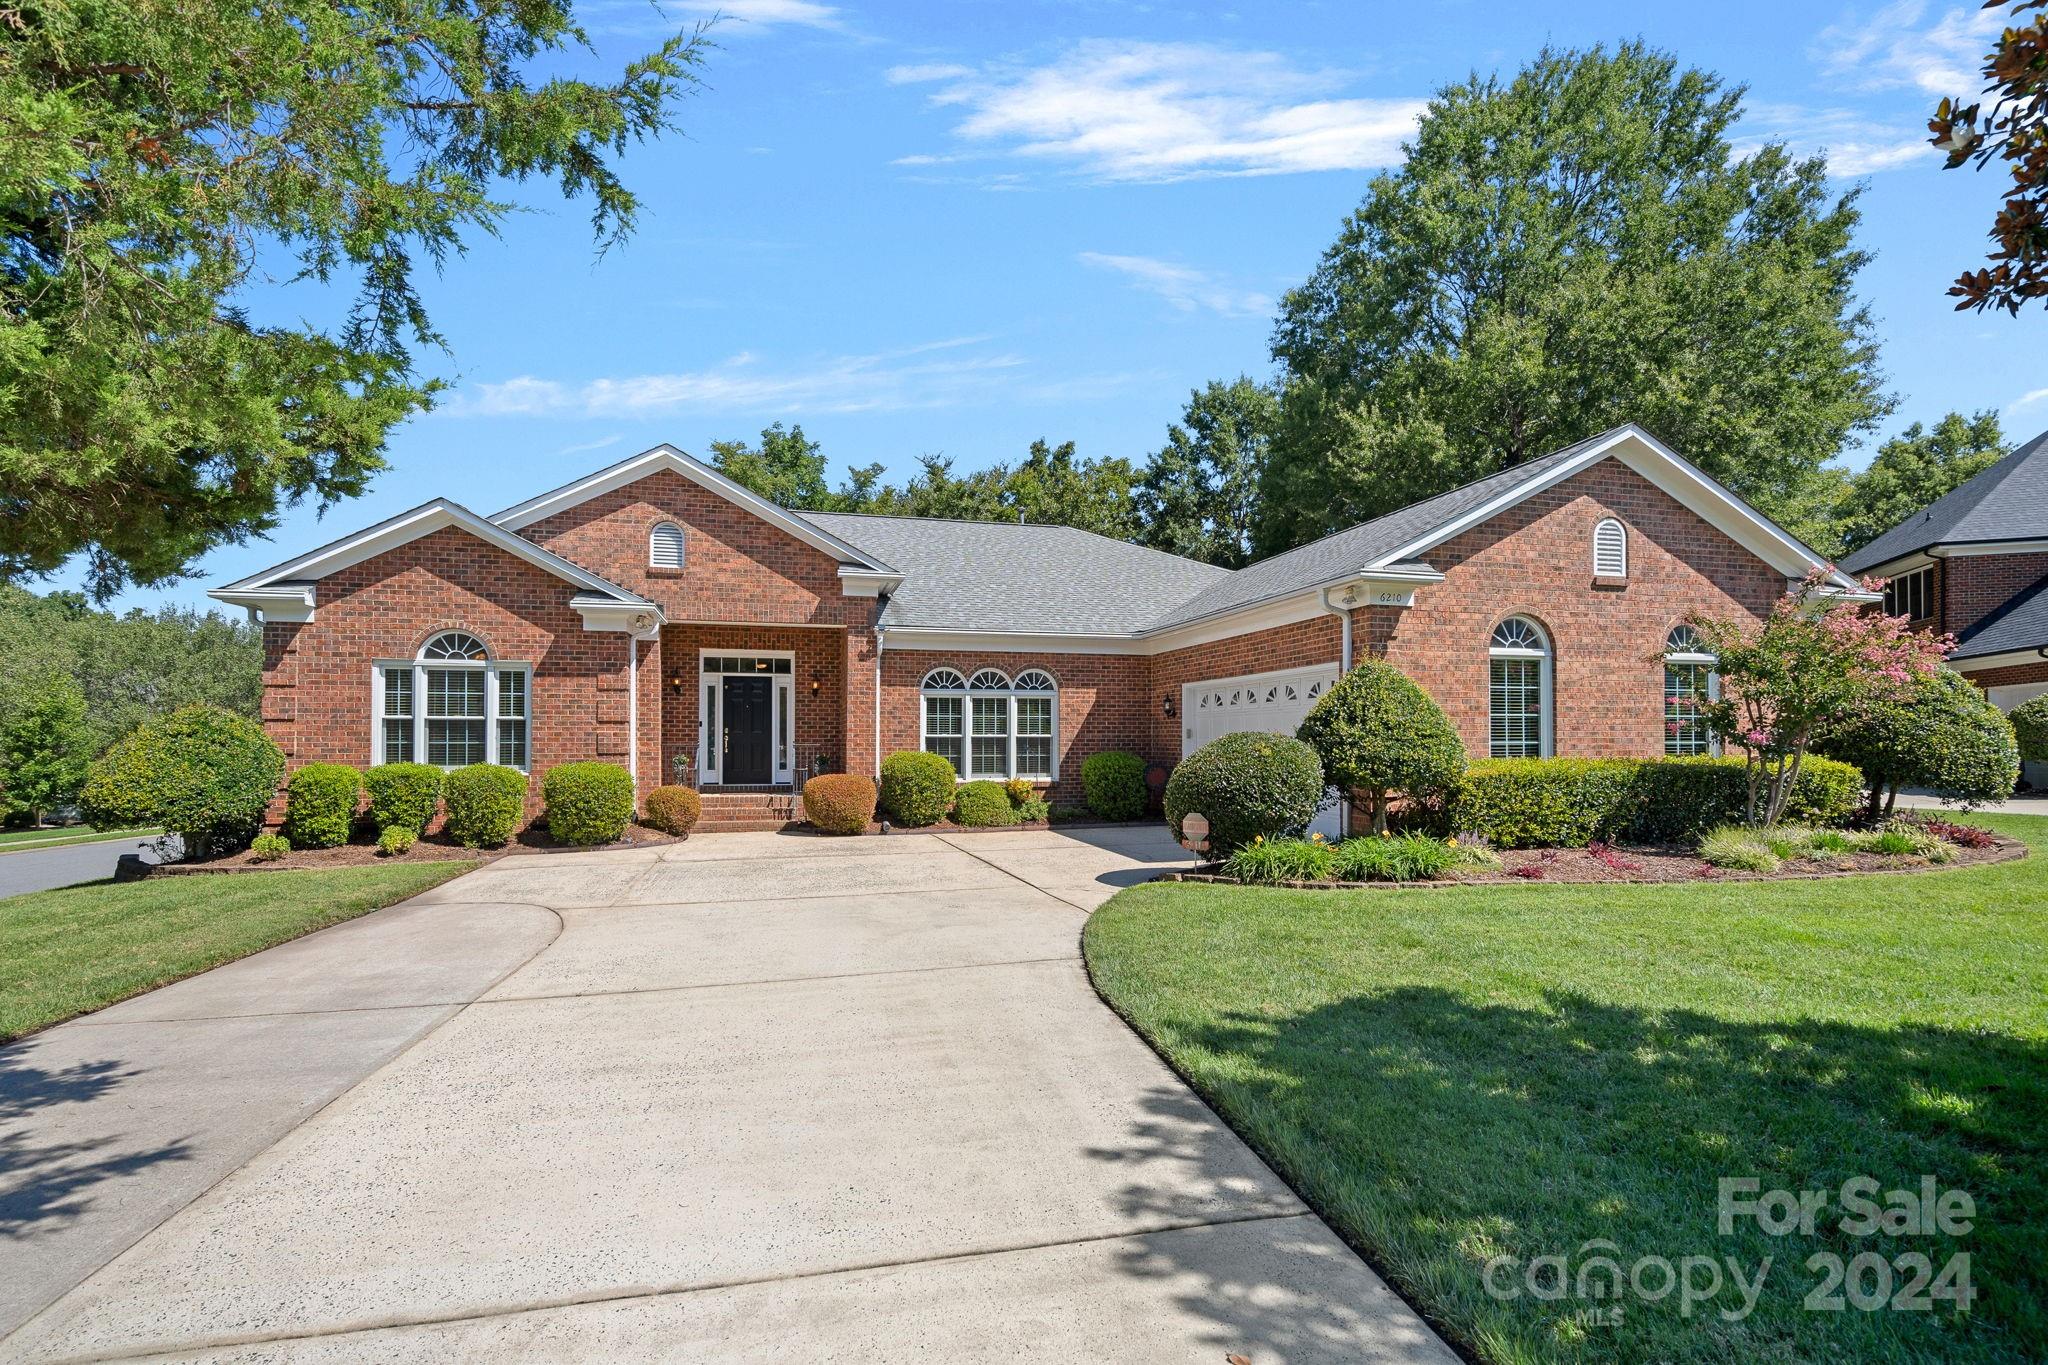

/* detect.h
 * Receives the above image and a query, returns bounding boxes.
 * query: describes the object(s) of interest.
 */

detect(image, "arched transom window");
[921,667,1059,781]
[375,631,531,770]
[1488,616,1552,758]
[1593,517,1628,577]
[649,521,685,570]
[1663,625,1717,756]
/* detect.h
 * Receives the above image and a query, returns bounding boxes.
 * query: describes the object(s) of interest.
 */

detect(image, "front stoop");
[695,788,801,832]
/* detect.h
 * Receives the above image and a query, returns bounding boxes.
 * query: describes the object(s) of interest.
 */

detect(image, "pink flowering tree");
[1690,567,1954,826]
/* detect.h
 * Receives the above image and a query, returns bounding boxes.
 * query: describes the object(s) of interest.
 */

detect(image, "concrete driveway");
[1,825,1453,1363]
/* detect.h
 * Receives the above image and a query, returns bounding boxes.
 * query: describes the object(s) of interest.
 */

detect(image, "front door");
[722,675,774,785]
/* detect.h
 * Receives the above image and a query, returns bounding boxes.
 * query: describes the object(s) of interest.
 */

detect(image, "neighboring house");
[1842,427,2048,785]
[212,424,1866,831]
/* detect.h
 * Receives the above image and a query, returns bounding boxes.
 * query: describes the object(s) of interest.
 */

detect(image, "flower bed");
[128,820,686,876]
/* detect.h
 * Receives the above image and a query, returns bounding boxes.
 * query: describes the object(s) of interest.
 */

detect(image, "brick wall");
[1941,552,2048,639]
[258,525,635,818]
[662,624,848,784]
[1145,616,1344,764]
[1961,658,2048,690]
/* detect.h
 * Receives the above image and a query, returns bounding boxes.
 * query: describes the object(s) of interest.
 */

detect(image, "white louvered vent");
[649,521,685,569]
[1593,517,1627,577]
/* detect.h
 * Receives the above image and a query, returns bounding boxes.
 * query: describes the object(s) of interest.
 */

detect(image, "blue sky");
[83,0,2048,613]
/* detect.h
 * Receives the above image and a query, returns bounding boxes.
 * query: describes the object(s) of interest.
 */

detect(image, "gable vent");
[1592,517,1627,577]
[650,521,685,570]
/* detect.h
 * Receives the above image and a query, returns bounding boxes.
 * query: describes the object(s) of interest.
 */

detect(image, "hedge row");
[1443,755,1864,848]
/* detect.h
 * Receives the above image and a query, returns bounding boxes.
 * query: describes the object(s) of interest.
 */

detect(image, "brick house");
[1842,427,2048,785]
[212,424,1868,831]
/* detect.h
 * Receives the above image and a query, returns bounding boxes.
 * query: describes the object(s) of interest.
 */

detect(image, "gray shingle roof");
[1143,428,1627,630]
[1841,428,2048,573]
[1953,570,2048,661]
[802,513,1230,635]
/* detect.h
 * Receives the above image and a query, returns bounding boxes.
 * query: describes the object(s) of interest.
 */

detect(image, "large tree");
[709,423,883,512]
[1261,42,1889,555]
[1931,0,2048,313]
[1826,411,2007,557]
[1135,378,1278,568]
[1,0,708,599]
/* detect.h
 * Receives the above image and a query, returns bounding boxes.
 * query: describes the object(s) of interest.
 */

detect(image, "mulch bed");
[127,821,688,877]
[1158,834,2027,890]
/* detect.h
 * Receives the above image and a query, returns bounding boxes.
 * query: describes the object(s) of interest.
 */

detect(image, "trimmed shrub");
[951,780,1017,827]
[249,832,291,862]
[1017,796,1050,823]
[542,762,634,846]
[2013,694,2048,763]
[879,751,956,827]
[1331,833,1459,882]
[282,763,361,850]
[804,773,876,834]
[1164,732,1325,856]
[1079,751,1147,821]
[1296,662,1466,832]
[643,785,702,836]
[1003,777,1035,807]
[377,826,416,857]
[1446,755,1864,848]
[442,763,527,848]
[1222,836,1338,885]
[80,704,284,859]
[1814,668,2018,813]
[365,763,443,836]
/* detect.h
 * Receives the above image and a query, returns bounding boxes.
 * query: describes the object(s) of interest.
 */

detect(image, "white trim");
[1593,517,1628,577]
[573,597,664,637]
[1950,647,2048,672]
[839,568,905,598]
[1848,551,1938,579]
[649,521,685,570]
[917,665,1059,783]
[888,628,1153,656]
[1931,540,2048,558]
[489,444,894,571]
[212,585,316,623]
[372,638,532,771]
[1488,616,1554,758]
[697,650,797,785]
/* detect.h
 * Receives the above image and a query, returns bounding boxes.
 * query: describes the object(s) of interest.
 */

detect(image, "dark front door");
[722,675,774,785]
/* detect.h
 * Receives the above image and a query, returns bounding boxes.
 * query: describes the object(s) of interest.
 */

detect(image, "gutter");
[1321,587,1354,670]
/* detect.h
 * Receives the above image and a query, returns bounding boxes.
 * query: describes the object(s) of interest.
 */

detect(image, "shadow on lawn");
[0,1044,193,1241]
[1135,986,2046,1362]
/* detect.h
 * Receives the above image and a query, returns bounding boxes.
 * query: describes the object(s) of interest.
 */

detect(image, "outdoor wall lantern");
[667,674,687,696]
[1161,694,1176,718]
[810,675,823,696]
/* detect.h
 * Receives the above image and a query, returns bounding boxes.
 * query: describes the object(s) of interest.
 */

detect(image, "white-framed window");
[375,631,531,771]
[1593,517,1627,577]
[650,521,685,570]
[920,666,1059,780]
[1662,624,1717,757]
[1883,565,1933,622]
[1488,616,1552,758]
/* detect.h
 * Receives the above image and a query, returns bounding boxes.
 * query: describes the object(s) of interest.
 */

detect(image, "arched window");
[1488,617,1552,758]
[649,521,685,570]
[920,666,1059,780]
[375,631,530,770]
[1663,625,1717,756]
[1593,517,1627,577]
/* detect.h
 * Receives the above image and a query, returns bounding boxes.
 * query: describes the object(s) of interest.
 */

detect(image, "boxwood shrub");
[1079,751,1147,821]
[1295,661,1465,832]
[365,762,444,836]
[2009,694,2048,763]
[1445,755,1864,848]
[282,763,362,850]
[1164,731,1325,856]
[804,773,876,835]
[951,780,1017,827]
[879,750,956,827]
[542,762,635,846]
[643,785,702,836]
[442,763,528,848]
[80,704,284,859]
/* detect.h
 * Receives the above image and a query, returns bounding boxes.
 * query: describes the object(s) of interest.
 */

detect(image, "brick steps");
[694,789,801,833]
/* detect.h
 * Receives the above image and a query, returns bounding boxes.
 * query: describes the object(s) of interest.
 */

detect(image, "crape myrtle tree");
[1261,42,1889,556]
[1691,568,1955,826]
[0,0,710,599]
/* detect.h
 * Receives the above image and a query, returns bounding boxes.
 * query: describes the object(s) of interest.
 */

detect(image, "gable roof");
[212,498,652,607]
[804,512,1230,635]
[1952,568,2048,663]
[489,443,895,572]
[1842,428,2048,574]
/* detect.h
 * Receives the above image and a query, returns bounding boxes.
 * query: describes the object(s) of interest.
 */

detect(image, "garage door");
[1989,683,2048,788]
[1182,662,1343,838]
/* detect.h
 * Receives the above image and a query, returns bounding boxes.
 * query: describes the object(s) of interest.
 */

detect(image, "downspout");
[873,620,886,780]
[627,633,640,795]
[1321,587,1355,835]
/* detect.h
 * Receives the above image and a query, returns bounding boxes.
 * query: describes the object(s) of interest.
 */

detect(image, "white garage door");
[1989,682,2048,788]
[1182,662,1344,838]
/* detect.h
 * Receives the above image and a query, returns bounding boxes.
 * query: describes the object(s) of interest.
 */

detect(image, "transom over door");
[1181,662,1343,838]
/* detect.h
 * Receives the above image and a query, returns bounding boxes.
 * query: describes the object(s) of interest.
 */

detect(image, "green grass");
[0,862,475,1041]
[1084,813,2048,1364]
[0,825,160,852]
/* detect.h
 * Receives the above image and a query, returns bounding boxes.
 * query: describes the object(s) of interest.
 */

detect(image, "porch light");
[810,675,822,696]
[1162,694,1176,717]
[667,674,687,696]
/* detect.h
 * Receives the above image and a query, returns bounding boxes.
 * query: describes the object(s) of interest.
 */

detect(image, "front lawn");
[1085,813,2048,1364]
[0,825,160,852]
[0,862,474,1041]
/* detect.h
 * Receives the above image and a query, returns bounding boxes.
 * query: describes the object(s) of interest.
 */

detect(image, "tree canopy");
[1135,379,1278,568]
[0,0,708,599]
[1820,411,2008,558]
[1259,41,1889,555]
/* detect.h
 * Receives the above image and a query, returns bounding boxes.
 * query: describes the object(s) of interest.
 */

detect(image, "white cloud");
[1737,102,1933,176]
[1078,252,1271,318]
[886,62,975,84]
[2011,386,2048,411]
[553,434,625,457]
[445,338,1033,419]
[1814,1,2003,94]
[891,41,1424,182]
[670,0,841,28]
